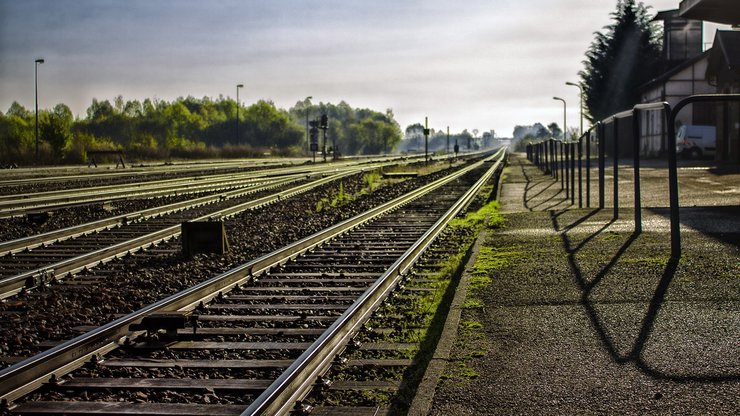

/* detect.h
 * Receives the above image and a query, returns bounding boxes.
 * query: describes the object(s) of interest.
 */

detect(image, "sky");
[0,0,725,137]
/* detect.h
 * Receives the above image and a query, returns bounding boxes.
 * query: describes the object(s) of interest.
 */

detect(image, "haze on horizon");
[0,0,715,138]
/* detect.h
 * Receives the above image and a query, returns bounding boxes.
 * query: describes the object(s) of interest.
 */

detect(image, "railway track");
[0,159,290,190]
[0,159,394,218]
[0,148,506,415]
[0,168,366,299]
[0,153,417,191]
[0,156,448,299]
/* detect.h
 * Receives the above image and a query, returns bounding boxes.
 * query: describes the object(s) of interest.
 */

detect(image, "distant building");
[706,30,740,93]
[637,9,711,156]
[706,30,740,162]
[678,0,740,162]
[635,1,739,162]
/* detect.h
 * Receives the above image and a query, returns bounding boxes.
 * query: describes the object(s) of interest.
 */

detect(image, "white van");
[676,125,716,158]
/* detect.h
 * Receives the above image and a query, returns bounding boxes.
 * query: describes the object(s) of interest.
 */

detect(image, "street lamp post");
[236,84,244,146]
[35,58,44,164]
[565,81,583,136]
[566,81,583,207]
[553,97,566,141]
[553,96,567,193]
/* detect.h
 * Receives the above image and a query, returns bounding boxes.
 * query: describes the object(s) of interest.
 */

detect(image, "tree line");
[398,124,498,154]
[0,95,402,165]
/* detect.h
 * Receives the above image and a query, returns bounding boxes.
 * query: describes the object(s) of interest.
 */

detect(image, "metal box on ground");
[181,220,229,258]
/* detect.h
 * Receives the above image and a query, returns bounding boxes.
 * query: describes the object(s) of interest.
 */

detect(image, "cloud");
[1,0,684,136]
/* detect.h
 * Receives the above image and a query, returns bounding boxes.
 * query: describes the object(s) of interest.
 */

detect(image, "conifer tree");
[579,0,663,122]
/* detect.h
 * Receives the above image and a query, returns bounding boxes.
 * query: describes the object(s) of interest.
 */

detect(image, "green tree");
[579,0,662,121]
[288,100,401,155]
[40,103,74,156]
[405,123,424,150]
[0,108,34,162]
[6,101,31,119]
[86,98,115,121]
[242,100,303,149]
[547,122,562,139]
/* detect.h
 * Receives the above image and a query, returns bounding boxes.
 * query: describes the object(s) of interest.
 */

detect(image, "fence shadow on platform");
[649,206,740,248]
[519,158,567,212]
[549,209,738,383]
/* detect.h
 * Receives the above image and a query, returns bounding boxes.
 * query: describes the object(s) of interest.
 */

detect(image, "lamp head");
[35,58,44,64]
[237,84,244,88]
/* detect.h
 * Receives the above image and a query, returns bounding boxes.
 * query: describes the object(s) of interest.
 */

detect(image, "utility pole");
[236,84,243,146]
[35,58,44,164]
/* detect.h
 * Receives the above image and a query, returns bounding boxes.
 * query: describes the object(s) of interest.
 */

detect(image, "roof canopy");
[706,31,740,84]
[679,0,740,26]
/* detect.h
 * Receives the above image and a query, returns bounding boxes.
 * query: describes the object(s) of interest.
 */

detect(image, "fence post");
[667,104,682,259]
[552,139,557,179]
[598,124,605,209]
[613,119,619,219]
[560,141,565,190]
[562,141,570,197]
[571,140,576,205]
[578,134,583,208]
[632,109,642,233]
[586,129,591,208]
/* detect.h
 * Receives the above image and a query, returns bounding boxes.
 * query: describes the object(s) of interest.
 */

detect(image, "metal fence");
[526,93,740,259]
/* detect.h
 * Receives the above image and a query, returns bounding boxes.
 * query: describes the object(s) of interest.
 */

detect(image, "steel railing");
[526,93,740,259]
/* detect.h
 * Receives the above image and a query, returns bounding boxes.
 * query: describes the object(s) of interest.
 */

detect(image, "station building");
[636,0,739,162]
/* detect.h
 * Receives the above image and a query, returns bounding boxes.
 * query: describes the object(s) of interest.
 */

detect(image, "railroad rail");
[0,148,506,415]
[0,155,454,299]
[0,174,291,255]
[0,153,427,190]
[0,168,361,299]
[0,159,379,218]
[0,159,283,189]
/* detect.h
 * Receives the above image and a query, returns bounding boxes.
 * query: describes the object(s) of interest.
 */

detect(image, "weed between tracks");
[315,171,384,213]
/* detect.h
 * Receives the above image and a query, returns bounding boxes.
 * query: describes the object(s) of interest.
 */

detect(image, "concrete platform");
[423,152,739,415]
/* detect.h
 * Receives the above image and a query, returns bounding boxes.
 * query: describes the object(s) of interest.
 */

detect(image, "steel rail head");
[242,147,507,416]
[0,149,502,404]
